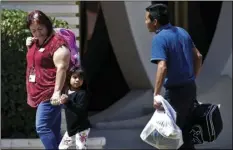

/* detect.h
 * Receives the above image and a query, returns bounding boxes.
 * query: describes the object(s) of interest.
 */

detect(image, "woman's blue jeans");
[36,100,62,149]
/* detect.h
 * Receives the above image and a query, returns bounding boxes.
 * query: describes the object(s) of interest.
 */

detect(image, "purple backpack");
[54,28,80,70]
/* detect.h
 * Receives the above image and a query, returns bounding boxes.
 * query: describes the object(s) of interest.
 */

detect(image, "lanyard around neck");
[32,34,53,68]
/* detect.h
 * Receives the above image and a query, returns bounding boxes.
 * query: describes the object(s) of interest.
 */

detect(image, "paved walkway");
[1,138,106,149]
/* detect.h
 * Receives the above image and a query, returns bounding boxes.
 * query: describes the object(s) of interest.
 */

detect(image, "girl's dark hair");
[67,67,88,90]
[26,10,53,36]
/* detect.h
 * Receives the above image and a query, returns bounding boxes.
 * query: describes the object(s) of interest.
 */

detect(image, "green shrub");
[1,9,69,138]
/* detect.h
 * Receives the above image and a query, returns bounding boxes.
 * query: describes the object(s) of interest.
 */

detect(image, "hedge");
[1,9,69,138]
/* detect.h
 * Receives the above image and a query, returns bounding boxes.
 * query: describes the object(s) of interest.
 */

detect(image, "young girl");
[59,67,91,149]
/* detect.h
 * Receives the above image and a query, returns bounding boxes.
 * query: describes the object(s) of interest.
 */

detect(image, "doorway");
[79,1,130,111]
[188,1,222,61]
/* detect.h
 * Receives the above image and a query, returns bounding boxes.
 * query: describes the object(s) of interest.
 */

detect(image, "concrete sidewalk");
[1,138,106,149]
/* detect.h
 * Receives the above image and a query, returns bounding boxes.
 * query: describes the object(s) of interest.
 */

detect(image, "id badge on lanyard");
[29,67,36,82]
[29,35,50,83]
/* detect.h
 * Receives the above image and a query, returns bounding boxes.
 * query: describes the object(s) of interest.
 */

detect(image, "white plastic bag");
[140,95,184,149]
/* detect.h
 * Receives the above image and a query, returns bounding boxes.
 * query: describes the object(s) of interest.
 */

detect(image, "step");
[0,137,106,149]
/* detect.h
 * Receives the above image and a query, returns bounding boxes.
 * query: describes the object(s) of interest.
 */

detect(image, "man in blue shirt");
[145,3,202,149]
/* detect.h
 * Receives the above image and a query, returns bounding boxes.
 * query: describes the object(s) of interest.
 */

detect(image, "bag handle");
[154,95,177,121]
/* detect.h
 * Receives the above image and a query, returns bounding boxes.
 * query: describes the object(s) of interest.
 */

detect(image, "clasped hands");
[50,92,68,105]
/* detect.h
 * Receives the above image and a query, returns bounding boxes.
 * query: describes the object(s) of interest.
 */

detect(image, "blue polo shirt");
[150,23,195,88]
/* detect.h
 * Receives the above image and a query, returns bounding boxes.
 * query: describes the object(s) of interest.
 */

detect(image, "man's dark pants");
[164,81,196,149]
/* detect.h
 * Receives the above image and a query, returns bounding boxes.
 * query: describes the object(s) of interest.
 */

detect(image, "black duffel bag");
[189,101,223,145]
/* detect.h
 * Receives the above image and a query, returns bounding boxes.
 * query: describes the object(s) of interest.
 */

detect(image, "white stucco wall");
[221,53,232,79]
[124,2,156,88]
